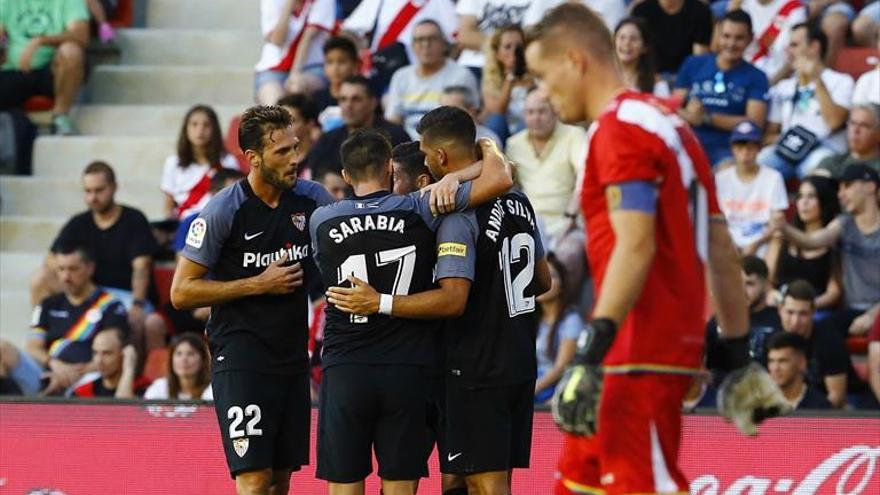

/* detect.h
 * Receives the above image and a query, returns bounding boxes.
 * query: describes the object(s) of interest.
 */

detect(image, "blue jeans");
[757,143,835,179]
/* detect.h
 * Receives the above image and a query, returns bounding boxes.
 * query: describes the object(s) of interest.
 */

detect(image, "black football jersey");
[434,191,545,386]
[181,179,333,374]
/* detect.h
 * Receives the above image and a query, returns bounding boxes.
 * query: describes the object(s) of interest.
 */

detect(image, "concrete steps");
[86,66,254,105]
[0,216,65,252]
[0,289,34,347]
[147,0,260,30]
[33,135,174,181]
[116,29,261,67]
[0,176,164,219]
[72,104,244,136]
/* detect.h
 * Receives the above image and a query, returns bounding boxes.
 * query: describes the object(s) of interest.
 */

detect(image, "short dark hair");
[210,168,244,194]
[53,244,94,264]
[416,106,476,147]
[276,93,319,123]
[793,22,828,59]
[238,105,292,154]
[341,75,376,98]
[414,18,446,39]
[340,129,392,182]
[392,141,429,178]
[323,35,359,62]
[741,255,768,279]
[95,326,128,348]
[767,331,808,357]
[722,9,753,35]
[83,160,116,185]
[782,279,816,307]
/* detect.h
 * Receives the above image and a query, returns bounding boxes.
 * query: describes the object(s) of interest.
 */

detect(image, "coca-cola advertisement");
[0,402,876,494]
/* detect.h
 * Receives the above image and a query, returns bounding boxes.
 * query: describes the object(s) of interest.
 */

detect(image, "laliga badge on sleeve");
[186,218,207,249]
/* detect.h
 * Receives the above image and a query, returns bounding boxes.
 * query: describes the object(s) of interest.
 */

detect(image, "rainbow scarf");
[48,292,116,358]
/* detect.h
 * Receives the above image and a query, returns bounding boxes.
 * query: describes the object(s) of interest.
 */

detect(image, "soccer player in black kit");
[310,127,513,495]
[170,105,333,495]
[328,107,551,495]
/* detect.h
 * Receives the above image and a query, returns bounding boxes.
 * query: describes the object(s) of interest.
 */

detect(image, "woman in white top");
[161,105,240,219]
[481,24,534,143]
[614,17,671,97]
[144,333,213,400]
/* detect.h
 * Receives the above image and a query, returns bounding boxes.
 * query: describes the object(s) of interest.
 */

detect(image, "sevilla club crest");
[233,437,249,458]
[291,213,306,231]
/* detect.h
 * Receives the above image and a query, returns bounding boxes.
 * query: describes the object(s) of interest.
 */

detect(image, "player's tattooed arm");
[327,276,472,319]
[171,252,303,309]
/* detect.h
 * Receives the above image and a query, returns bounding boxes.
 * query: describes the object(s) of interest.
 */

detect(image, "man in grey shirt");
[385,19,479,138]
[774,164,880,337]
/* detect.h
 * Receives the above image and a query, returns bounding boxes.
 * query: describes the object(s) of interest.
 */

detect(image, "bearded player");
[525,4,790,495]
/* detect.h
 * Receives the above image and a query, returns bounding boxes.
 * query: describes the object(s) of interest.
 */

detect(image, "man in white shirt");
[716,120,789,256]
[852,36,880,106]
[385,20,479,138]
[735,0,808,85]
[758,22,853,178]
[505,89,586,241]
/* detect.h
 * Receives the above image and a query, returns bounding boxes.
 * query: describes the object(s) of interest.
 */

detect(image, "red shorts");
[555,373,692,495]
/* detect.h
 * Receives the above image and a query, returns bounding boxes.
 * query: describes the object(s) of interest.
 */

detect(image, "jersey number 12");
[499,233,536,317]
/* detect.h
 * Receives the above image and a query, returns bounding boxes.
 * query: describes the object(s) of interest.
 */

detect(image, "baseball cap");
[839,164,880,185]
[729,120,762,144]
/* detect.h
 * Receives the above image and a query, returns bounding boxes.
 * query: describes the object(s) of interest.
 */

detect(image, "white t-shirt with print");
[161,154,241,218]
[769,68,854,147]
[456,0,531,69]
[255,0,336,72]
[715,165,789,252]
[742,0,807,80]
[853,67,880,105]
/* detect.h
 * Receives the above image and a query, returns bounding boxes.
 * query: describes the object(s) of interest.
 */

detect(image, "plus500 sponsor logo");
[691,446,880,495]
[242,245,309,268]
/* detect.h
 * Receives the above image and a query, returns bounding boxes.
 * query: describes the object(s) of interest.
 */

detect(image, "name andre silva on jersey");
[485,198,536,242]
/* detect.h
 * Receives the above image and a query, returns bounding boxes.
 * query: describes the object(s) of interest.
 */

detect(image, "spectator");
[441,85,502,147]
[30,161,158,355]
[310,36,360,132]
[313,168,348,200]
[307,75,410,176]
[775,279,850,407]
[0,246,128,396]
[765,331,832,409]
[732,0,807,86]
[853,2,880,47]
[631,0,713,77]
[480,24,532,143]
[814,103,880,179]
[73,327,149,398]
[86,0,117,43]
[277,93,321,175]
[456,0,531,79]
[522,0,626,32]
[506,88,587,241]
[774,165,880,337]
[674,10,770,166]
[868,315,880,403]
[806,0,855,65]
[254,0,335,105]
[385,20,479,138]
[758,22,853,178]
[766,176,842,313]
[714,120,788,255]
[852,34,879,105]
[534,254,585,403]
[391,141,430,195]
[342,0,458,90]
[706,255,783,371]
[161,105,241,220]
[0,0,89,135]
[143,334,213,400]
[613,17,671,97]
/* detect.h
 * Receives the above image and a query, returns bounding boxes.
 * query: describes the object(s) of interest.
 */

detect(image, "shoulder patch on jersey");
[606,185,622,211]
[186,218,207,249]
[291,212,306,231]
[438,242,467,257]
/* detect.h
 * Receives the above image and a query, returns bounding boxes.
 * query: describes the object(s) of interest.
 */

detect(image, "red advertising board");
[0,402,877,494]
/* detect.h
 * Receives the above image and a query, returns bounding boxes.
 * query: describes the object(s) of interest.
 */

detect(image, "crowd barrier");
[0,399,877,494]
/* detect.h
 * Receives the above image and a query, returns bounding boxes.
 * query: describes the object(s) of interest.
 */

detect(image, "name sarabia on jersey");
[328,214,406,244]
[243,244,310,268]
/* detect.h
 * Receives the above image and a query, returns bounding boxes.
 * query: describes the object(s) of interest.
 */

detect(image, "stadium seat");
[109,0,134,28]
[143,348,169,382]
[846,335,868,355]
[153,264,175,309]
[832,47,879,80]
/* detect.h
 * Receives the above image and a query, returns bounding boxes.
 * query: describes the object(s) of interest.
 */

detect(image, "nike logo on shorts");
[244,231,264,241]
[447,452,462,461]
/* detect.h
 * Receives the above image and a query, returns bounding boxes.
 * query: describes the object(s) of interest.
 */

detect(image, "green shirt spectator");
[1,0,89,70]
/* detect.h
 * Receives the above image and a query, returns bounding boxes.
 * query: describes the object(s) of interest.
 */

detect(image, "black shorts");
[439,381,534,475]
[316,364,433,483]
[212,370,310,478]
[0,69,54,110]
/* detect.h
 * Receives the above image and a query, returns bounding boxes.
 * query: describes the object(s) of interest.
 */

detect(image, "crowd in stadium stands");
[0,0,878,411]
